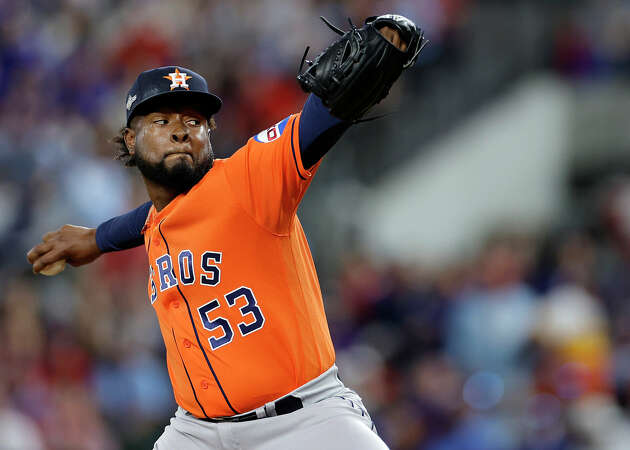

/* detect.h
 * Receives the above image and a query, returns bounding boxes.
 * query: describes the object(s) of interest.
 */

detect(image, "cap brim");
[127,90,222,126]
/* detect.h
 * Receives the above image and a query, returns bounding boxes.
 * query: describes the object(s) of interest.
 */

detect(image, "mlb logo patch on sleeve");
[253,116,290,143]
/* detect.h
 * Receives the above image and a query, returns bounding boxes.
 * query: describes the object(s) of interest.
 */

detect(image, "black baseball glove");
[297,14,428,122]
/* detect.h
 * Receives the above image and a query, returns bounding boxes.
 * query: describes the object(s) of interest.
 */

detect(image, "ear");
[209,117,217,131]
[123,128,136,155]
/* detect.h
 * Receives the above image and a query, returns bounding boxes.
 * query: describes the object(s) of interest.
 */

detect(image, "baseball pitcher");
[27,15,426,449]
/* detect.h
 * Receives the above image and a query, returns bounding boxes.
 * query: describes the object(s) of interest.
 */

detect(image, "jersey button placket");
[200,380,209,390]
[183,339,191,348]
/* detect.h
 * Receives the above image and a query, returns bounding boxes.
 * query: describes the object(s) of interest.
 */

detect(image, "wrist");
[92,225,106,254]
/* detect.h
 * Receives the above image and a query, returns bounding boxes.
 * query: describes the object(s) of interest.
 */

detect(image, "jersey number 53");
[149,250,266,351]
[197,286,265,350]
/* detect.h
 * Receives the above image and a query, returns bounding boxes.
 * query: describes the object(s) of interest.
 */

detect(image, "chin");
[170,155,197,172]
[167,160,211,192]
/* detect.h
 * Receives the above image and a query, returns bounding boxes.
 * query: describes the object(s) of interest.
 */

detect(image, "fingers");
[32,249,66,274]
[379,27,395,44]
[26,241,53,264]
[398,37,408,52]
[27,230,60,266]
[392,33,401,49]
[27,225,101,274]
[378,27,408,52]
[389,31,408,52]
[27,238,66,274]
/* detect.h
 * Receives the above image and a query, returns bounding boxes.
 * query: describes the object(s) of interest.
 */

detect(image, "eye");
[153,119,168,125]
[186,119,201,126]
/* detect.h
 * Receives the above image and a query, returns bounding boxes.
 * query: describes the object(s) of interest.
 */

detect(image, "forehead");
[134,96,208,121]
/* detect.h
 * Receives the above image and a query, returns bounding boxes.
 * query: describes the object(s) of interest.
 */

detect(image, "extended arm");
[97,94,349,252]
[95,201,152,252]
[26,23,414,270]
[26,94,350,271]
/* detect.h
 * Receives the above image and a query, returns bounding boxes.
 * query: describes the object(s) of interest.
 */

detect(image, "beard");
[135,150,213,193]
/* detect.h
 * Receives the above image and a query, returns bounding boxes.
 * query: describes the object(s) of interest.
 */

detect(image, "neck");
[143,177,180,212]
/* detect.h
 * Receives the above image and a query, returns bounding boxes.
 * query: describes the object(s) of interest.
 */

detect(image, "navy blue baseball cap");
[125,66,222,126]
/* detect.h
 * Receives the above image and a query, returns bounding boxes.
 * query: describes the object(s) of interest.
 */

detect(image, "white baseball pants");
[153,365,388,449]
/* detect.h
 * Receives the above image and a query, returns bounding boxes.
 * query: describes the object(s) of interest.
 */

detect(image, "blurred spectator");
[0,375,45,450]
[445,233,537,373]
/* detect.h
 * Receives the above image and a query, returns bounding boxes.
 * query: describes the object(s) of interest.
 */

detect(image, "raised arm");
[26,95,350,272]
[299,94,350,169]
[27,19,416,269]
[298,16,424,165]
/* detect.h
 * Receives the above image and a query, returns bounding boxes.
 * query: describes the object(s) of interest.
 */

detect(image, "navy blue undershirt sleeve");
[95,201,151,252]
[299,94,343,148]
[299,94,352,169]
[96,94,351,252]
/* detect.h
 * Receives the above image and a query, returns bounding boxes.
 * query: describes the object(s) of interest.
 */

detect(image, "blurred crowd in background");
[2,0,630,449]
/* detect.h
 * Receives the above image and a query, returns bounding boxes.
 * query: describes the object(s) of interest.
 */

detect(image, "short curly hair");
[112,117,217,167]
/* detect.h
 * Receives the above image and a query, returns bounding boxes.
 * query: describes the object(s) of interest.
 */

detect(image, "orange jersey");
[142,113,335,418]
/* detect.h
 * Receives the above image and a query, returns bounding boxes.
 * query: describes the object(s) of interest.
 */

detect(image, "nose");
[171,127,190,143]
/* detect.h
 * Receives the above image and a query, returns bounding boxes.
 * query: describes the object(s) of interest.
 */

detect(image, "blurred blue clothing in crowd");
[446,284,537,372]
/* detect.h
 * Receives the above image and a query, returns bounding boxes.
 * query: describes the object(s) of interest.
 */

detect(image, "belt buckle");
[274,395,303,416]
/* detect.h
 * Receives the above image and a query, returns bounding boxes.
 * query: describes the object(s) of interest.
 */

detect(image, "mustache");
[163,150,193,158]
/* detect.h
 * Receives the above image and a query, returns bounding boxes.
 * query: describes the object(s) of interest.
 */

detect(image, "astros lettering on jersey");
[142,113,335,418]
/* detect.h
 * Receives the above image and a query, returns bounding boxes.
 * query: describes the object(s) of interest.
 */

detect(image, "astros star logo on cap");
[163,68,192,91]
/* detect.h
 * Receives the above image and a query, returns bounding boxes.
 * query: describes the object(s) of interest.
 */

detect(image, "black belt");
[189,395,304,423]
